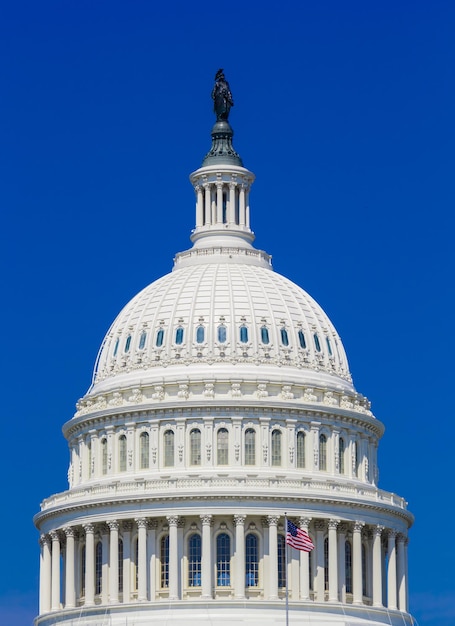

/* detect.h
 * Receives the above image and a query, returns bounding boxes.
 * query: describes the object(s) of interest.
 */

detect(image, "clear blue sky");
[1,2,453,624]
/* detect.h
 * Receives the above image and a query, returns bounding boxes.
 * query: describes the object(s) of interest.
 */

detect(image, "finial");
[212,69,234,121]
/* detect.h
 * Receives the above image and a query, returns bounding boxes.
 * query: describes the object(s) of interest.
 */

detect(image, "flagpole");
[284,513,289,626]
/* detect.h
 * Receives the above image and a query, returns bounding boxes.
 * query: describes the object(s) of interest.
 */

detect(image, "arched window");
[319,434,327,471]
[245,428,256,465]
[101,438,108,475]
[156,329,164,348]
[140,432,149,469]
[326,337,333,356]
[245,534,258,587]
[296,431,305,468]
[95,541,102,595]
[362,543,367,597]
[160,535,169,588]
[277,534,286,587]
[139,331,147,350]
[216,533,231,586]
[324,537,329,590]
[240,325,248,343]
[175,327,184,345]
[81,544,86,595]
[298,330,306,349]
[118,435,127,472]
[280,328,289,346]
[190,429,201,466]
[113,337,119,356]
[125,335,131,353]
[217,428,229,465]
[134,538,139,591]
[118,538,124,593]
[188,534,202,587]
[314,333,321,352]
[164,430,174,467]
[339,438,345,474]
[271,429,282,466]
[218,325,227,343]
[260,326,269,344]
[196,325,205,343]
[345,541,352,594]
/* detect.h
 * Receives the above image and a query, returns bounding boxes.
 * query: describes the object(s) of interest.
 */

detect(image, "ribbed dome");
[90,258,353,396]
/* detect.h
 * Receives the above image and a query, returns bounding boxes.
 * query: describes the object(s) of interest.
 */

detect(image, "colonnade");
[194,178,251,230]
[38,515,408,616]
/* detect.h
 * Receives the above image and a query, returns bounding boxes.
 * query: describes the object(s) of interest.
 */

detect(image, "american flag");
[286,519,314,552]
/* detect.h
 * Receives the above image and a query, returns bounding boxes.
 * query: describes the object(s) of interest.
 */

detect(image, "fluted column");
[101,525,109,604]
[196,185,203,227]
[147,520,158,601]
[39,535,52,613]
[397,534,407,611]
[216,182,223,223]
[299,518,311,600]
[267,516,279,600]
[83,523,95,606]
[167,516,179,600]
[314,521,325,601]
[229,182,236,223]
[387,530,397,610]
[136,518,147,601]
[50,530,61,611]
[201,514,213,599]
[63,527,76,608]
[328,519,339,602]
[372,525,383,607]
[122,521,132,602]
[352,522,364,605]
[234,514,246,599]
[337,524,347,603]
[239,185,246,226]
[203,184,211,226]
[108,521,119,603]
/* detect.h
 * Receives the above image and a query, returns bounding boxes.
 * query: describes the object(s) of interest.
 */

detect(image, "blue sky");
[1,1,454,624]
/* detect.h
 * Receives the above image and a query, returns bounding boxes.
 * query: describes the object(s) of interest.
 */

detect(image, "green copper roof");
[202,120,243,167]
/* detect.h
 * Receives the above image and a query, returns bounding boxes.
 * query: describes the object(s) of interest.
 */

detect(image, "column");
[314,521,325,601]
[239,185,246,226]
[299,518,311,600]
[201,514,213,599]
[352,522,364,605]
[167,515,179,600]
[216,182,223,224]
[136,518,147,601]
[372,525,383,607]
[310,422,321,471]
[204,184,211,226]
[147,519,158,601]
[397,534,407,611]
[328,519,339,602]
[39,535,52,614]
[63,527,76,608]
[108,521,119,603]
[101,525,109,604]
[387,530,397,610]
[245,187,251,227]
[83,523,95,606]
[234,514,246,599]
[229,182,236,223]
[122,521,132,602]
[50,530,61,611]
[337,524,347,603]
[196,185,203,227]
[267,516,279,600]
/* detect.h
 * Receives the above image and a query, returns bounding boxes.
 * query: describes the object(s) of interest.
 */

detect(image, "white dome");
[90,255,353,397]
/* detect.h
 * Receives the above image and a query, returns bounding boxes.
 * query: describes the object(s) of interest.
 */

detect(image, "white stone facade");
[34,101,414,626]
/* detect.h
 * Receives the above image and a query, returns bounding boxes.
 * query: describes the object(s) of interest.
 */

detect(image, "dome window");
[218,325,227,343]
[326,337,333,356]
[314,333,321,352]
[190,429,202,466]
[260,326,269,345]
[298,330,306,349]
[319,434,327,471]
[175,327,184,345]
[138,331,147,350]
[271,429,282,466]
[124,335,131,353]
[196,325,205,344]
[280,328,289,347]
[156,329,164,348]
[296,432,305,468]
[164,430,174,467]
[239,325,248,343]
[113,338,119,357]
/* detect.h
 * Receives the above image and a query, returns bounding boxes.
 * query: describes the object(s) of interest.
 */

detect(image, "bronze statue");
[212,69,234,121]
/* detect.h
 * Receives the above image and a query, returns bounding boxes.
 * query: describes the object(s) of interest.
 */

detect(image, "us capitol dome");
[34,71,414,626]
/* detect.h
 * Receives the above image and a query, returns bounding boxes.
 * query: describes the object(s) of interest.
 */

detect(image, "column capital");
[167,515,179,527]
[82,523,95,534]
[299,516,312,530]
[135,518,147,529]
[353,521,365,533]
[49,529,60,542]
[122,520,133,532]
[387,528,398,540]
[40,533,51,547]
[63,526,75,538]
[328,519,340,530]
[200,514,213,526]
[397,532,407,544]
[146,519,159,530]
[266,515,280,526]
[337,522,348,534]
[314,520,326,531]
[233,514,246,526]
[373,524,384,537]
[107,520,119,532]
